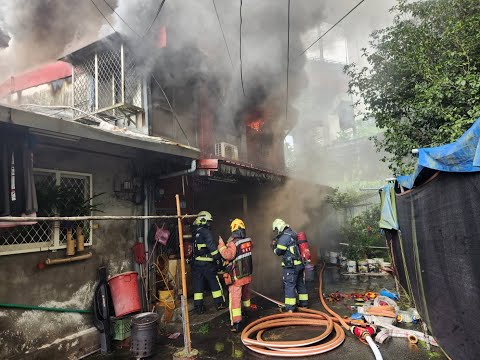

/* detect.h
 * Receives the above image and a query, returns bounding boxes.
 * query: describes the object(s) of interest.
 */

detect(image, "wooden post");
[175,194,191,355]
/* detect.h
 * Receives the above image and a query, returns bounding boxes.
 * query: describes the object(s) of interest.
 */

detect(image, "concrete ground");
[89,266,447,360]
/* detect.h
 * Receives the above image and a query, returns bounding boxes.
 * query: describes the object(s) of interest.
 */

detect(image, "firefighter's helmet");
[272,218,288,233]
[230,218,246,232]
[194,211,213,226]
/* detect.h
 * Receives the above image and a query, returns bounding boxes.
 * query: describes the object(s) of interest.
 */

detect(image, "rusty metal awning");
[196,159,286,183]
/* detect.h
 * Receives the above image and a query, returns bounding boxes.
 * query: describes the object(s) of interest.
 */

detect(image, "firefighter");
[191,211,226,314]
[271,218,308,312]
[218,218,253,332]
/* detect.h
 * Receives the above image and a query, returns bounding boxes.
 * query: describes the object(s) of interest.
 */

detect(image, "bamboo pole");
[175,194,192,355]
[0,215,198,222]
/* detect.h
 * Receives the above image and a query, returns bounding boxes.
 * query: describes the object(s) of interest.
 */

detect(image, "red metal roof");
[0,61,72,98]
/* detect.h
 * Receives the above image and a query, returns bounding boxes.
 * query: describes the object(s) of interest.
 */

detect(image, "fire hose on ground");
[241,263,383,359]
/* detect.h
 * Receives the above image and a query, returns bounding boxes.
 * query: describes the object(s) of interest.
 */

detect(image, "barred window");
[0,169,93,256]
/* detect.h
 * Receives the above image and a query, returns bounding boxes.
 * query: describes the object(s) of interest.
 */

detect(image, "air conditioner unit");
[215,142,239,160]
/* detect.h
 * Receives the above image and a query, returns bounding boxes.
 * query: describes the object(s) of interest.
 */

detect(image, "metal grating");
[0,169,93,256]
[72,45,143,125]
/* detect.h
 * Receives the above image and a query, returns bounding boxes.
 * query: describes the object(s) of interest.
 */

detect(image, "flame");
[247,118,265,132]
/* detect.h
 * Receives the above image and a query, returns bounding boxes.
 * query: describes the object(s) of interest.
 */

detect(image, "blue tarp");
[397,117,480,189]
[379,183,399,230]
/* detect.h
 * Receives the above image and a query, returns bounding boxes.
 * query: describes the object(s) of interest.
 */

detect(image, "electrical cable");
[299,0,367,56]
[285,0,291,129]
[102,0,141,37]
[89,0,116,33]
[143,0,167,38]
[212,0,234,69]
[239,0,246,96]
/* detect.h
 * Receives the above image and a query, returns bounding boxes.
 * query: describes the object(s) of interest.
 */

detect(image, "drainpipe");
[158,160,197,180]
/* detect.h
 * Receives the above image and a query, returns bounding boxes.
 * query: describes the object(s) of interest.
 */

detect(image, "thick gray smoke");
[0,0,117,80]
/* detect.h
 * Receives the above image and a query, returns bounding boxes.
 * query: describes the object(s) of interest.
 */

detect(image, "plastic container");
[374,295,397,307]
[304,264,315,282]
[108,271,141,317]
[339,256,347,268]
[397,310,414,323]
[329,251,338,265]
[358,259,368,273]
[379,288,399,301]
[111,316,132,341]
[347,260,357,273]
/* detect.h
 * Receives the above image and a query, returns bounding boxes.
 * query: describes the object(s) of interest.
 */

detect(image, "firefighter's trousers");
[192,262,225,309]
[283,264,308,311]
[228,277,251,325]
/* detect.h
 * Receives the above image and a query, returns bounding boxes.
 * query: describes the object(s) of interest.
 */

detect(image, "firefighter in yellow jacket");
[218,218,253,332]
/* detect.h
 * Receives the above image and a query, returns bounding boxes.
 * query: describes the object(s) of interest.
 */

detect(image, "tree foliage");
[345,0,480,173]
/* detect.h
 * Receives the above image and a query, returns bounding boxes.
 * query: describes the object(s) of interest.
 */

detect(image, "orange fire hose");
[241,263,348,357]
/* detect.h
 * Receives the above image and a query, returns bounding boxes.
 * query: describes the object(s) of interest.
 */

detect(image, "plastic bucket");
[108,271,141,317]
[347,260,357,273]
[329,251,338,265]
[304,264,315,282]
[159,289,175,310]
[358,260,368,273]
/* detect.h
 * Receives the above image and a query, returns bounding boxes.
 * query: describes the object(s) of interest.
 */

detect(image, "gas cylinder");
[297,231,311,262]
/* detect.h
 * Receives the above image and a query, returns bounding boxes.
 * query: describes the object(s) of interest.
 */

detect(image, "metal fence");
[0,169,93,256]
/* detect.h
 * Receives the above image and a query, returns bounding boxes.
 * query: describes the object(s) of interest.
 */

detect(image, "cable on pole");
[285,0,291,128]
[239,0,246,96]
[143,0,167,38]
[212,0,234,69]
[89,0,116,33]
[299,0,366,56]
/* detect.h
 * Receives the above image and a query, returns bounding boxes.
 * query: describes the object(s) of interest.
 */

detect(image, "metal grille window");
[72,43,143,125]
[0,169,93,256]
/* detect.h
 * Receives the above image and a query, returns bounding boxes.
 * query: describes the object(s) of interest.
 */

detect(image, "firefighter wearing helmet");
[271,218,308,312]
[191,211,226,314]
[218,218,253,332]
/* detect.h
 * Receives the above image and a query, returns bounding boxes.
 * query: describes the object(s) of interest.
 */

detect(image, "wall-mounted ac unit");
[215,142,239,160]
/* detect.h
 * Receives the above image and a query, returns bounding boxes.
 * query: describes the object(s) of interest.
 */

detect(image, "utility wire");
[212,0,234,69]
[90,0,116,33]
[239,0,246,96]
[143,0,167,38]
[285,0,291,128]
[89,0,190,145]
[299,0,366,56]
[102,0,141,37]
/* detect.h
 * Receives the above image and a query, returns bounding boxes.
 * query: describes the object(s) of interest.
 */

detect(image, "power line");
[285,0,291,127]
[143,0,167,37]
[88,0,190,145]
[89,0,116,33]
[299,0,366,56]
[102,0,141,38]
[212,0,234,68]
[239,0,246,96]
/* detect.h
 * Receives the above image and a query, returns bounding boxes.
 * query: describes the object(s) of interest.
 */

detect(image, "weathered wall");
[0,144,141,359]
[6,77,72,107]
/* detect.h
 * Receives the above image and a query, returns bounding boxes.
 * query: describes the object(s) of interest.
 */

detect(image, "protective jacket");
[273,227,303,267]
[218,230,252,286]
[192,226,221,266]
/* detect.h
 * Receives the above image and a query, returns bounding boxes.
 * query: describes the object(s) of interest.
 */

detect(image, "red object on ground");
[297,231,311,262]
[108,271,141,317]
[132,242,146,264]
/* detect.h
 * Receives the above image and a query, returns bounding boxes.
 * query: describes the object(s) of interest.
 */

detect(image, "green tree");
[345,0,480,173]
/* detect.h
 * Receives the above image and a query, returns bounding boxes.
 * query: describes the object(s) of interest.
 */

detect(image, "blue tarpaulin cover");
[397,117,480,188]
[379,183,399,230]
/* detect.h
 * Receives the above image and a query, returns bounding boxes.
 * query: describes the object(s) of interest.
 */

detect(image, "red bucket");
[108,271,141,317]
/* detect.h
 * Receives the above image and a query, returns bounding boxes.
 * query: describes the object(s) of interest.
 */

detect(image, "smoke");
[0,0,117,81]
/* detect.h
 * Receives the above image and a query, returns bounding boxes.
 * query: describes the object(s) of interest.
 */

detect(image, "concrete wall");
[0,144,142,359]
[6,77,72,107]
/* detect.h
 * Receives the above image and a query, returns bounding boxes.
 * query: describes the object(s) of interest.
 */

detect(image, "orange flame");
[247,118,264,132]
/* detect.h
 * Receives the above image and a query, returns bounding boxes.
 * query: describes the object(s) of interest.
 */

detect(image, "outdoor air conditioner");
[215,142,239,160]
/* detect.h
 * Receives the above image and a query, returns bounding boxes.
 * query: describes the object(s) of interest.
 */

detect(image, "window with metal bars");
[0,169,93,256]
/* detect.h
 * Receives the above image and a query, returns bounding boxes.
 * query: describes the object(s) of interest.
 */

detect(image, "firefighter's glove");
[271,239,278,251]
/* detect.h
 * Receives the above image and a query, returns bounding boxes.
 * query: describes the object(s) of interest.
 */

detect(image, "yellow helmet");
[272,218,288,233]
[230,218,245,232]
[194,211,213,226]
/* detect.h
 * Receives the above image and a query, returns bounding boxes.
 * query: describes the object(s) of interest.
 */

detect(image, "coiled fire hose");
[241,263,383,359]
